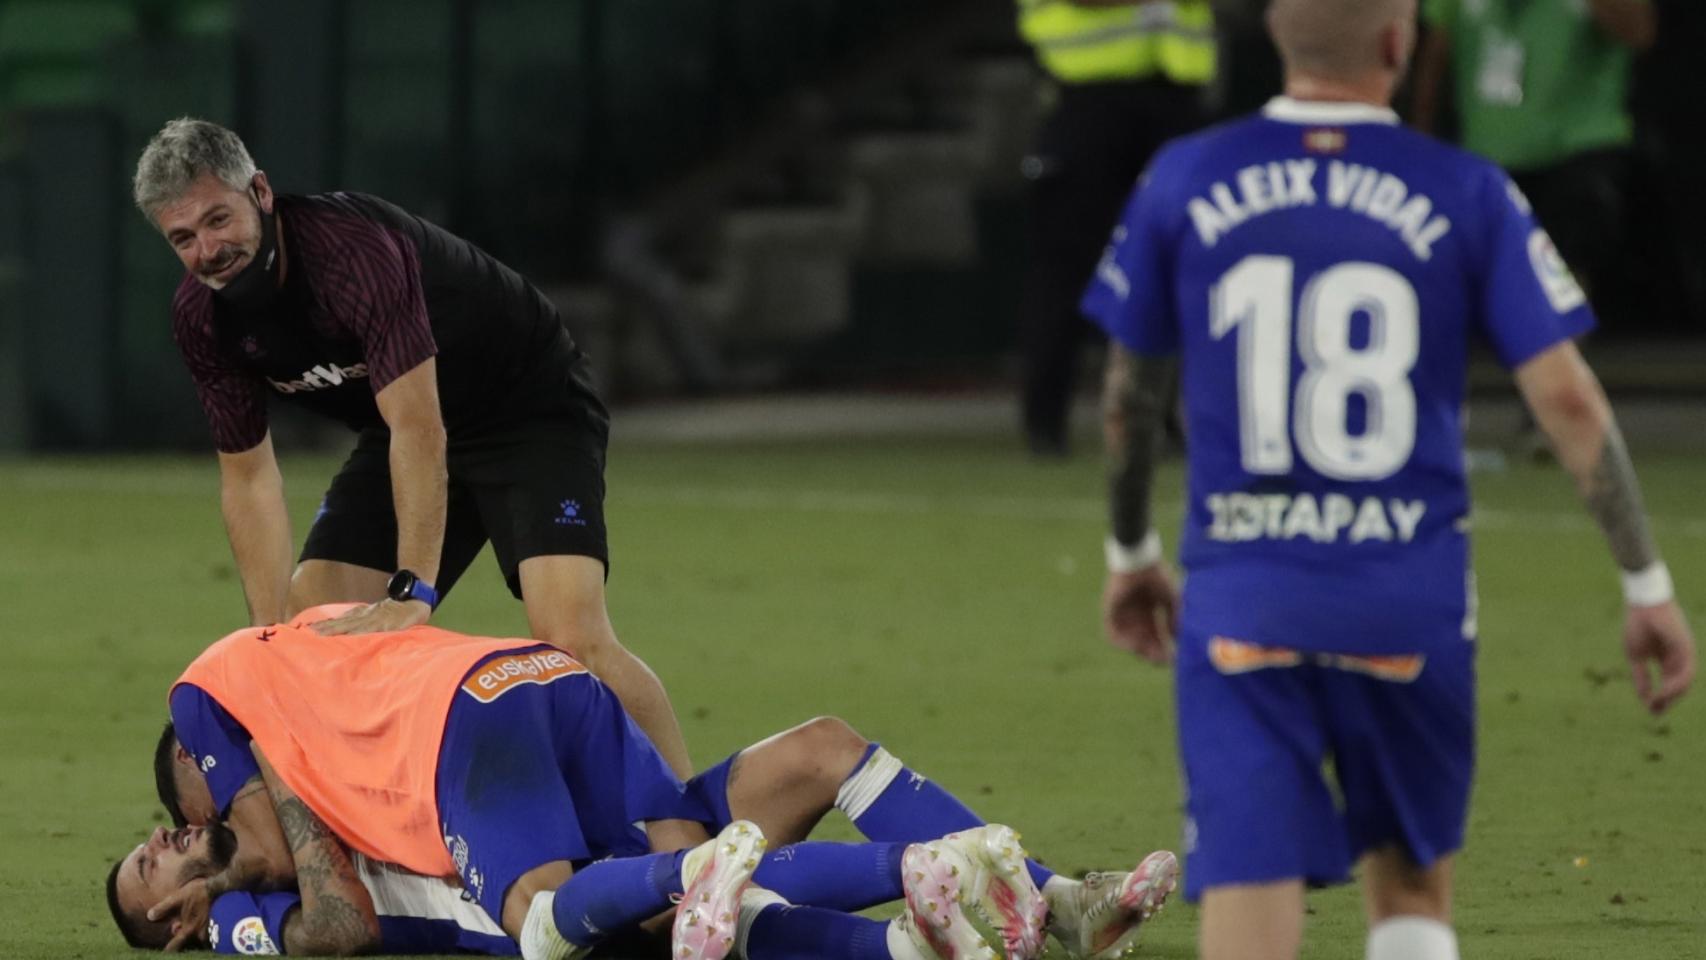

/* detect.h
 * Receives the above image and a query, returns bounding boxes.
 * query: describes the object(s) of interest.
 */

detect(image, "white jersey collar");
[1262,96,1399,126]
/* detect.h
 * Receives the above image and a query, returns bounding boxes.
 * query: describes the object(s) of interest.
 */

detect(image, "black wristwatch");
[386,569,441,609]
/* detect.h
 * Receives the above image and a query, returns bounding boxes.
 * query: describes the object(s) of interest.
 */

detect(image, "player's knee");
[283,572,320,619]
[536,617,617,663]
[790,716,870,779]
[501,861,574,940]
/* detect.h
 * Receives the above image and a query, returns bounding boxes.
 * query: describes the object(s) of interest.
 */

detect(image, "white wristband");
[1621,561,1674,608]
[1105,531,1163,574]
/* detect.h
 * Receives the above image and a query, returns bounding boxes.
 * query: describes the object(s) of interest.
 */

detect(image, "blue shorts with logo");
[1175,627,1476,900]
[434,651,694,922]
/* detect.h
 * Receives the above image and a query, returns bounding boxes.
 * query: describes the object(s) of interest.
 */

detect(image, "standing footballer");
[1084,2,1695,960]
[133,119,692,775]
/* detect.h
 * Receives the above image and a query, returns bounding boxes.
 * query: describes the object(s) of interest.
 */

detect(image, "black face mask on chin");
[213,188,281,313]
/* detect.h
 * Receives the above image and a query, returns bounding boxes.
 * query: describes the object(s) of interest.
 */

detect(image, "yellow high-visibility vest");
[1017,0,1215,85]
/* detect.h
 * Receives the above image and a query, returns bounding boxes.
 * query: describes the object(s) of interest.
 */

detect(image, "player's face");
[154,172,270,290]
[170,746,220,827]
[112,822,238,926]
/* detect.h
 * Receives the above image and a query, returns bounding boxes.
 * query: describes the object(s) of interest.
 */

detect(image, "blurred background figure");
[1411,0,1653,323]
[1015,0,1215,458]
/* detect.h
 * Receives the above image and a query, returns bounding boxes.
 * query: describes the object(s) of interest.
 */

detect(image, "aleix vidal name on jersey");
[1206,492,1427,545]
[267,363,369,394]
[1187,159,1452,261]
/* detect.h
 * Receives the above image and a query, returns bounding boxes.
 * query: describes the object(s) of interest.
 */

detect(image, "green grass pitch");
[1,435,1702,958]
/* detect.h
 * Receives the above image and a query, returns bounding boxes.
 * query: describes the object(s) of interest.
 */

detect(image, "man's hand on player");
[311,598,431,636]
[1623,600,1696,715]
[1103,563,1179,665]
[147,876,211,952]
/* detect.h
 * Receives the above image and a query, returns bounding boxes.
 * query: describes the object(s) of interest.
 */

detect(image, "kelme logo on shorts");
[555,499,588,527]
[461,651,587,703]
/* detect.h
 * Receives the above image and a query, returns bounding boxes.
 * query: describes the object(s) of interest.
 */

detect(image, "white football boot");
[673,820,767,960]
[1044,850,1179,959]
[928,825,1049,959]
[898,839,999,960]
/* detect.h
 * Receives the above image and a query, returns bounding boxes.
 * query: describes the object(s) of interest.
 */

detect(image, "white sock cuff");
[734,889,788,960]
[1366,917,1458,960]
[835,747,904,821]
[518,891,571,960]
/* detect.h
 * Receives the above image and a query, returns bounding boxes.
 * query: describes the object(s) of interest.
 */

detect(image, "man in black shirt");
[132,118,693,783]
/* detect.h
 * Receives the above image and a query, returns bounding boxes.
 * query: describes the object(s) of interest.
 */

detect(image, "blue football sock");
[551,850,685,947]
[751,841,906,912]
[835,743,1056,888]
[744,903,893,960]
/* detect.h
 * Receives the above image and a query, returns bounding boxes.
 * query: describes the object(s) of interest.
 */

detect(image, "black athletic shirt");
[171,192,604,453]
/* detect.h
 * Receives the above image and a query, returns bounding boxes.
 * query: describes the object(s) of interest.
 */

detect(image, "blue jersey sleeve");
[1081,153,1182,357]
[168,684,261,818]
[1474,168,1597,368]
[209,890,295,955]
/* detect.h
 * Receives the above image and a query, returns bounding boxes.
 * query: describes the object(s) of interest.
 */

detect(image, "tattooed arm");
[1100,346,1182,663]
[146,773,297,949]
[1103,346,1177,547]
[221,775,297,891]
[1516,340,1696,714]
[252,746,381,956]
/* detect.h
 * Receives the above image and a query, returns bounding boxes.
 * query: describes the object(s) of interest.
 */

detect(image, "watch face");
[388,571,415,602]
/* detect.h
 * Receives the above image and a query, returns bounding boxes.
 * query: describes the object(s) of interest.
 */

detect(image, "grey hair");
[132,117,257,220]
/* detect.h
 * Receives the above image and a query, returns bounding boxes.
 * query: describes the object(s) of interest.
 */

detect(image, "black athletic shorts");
[299,410,609,600]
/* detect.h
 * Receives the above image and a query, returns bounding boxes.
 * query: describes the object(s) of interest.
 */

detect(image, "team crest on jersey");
[461,650,587,703]
[1527,229,1586,313]
[233,916,279,954]
[1303,127,1347,154]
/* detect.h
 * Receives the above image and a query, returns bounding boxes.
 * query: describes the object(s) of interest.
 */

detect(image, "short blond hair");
[1268,0,1416,80]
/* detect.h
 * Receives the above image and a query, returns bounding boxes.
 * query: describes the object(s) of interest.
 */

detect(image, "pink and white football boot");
[899,839,998,960]
[931,825,1049,959]
[1044,849,1179,959]
[672,820,767,960]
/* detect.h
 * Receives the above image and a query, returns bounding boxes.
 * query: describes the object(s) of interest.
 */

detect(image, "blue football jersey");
[208,855,518,955]
[1084,97,1594,654]
[170,684,261,817]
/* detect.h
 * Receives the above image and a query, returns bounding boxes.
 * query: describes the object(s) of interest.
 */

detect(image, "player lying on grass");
[109,605,1178,959]
[113,751,1176,960]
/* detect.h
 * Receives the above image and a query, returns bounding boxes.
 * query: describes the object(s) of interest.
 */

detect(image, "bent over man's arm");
[313,358,447,636]
[219,434,295,626]
[1516,341,1696,714]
